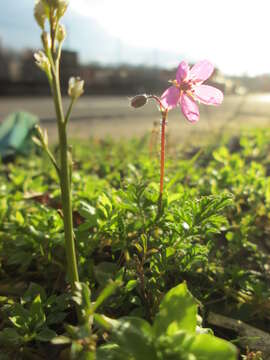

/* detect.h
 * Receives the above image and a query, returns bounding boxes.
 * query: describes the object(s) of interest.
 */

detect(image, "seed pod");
[130,94,148,108]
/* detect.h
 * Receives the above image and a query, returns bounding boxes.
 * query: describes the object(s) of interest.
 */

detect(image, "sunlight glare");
[70,0,270,75]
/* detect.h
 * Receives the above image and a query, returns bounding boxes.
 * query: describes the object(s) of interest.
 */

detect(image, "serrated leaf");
[78,201,96,223]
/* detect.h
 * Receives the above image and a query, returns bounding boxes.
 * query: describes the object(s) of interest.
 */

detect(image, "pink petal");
[190,60,214,82]
[176,61,189,82]
[161,86,180,110]
[194,85,223,105]
[180,93,199,123]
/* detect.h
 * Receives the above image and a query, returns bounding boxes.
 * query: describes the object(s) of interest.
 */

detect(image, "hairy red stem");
[158,111,167,213]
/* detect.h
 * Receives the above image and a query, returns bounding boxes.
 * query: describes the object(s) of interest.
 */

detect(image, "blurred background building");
[0,43,258,97]
[0,0,270,97]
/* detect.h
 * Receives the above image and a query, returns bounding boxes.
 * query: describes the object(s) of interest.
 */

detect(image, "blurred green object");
[0,112,38,159]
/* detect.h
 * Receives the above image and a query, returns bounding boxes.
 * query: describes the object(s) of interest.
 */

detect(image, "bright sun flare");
[70,0,270,75]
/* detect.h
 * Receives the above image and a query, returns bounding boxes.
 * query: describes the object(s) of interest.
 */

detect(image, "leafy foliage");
[0,129,270,358]
[96,283,237,360]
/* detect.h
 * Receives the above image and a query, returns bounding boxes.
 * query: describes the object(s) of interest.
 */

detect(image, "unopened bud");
[34,51,51,74]
[34,0,47,29]
[56,0,69,18]
[41,32,52,52]
[68,77,84,99]
[33,125,49,148]
[44,0,68,17]
[130,94,148,108]
[56,24,66,43]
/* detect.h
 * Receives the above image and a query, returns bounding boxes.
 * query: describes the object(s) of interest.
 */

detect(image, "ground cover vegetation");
[0,129,270,359]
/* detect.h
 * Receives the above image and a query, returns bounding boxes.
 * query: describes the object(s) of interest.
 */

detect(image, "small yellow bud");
[68,77,84,99]
[34,51,51,74]
[130,94,148,108]
[56,24,66,43]
[33,125,49,148]
[34,0,47,29]
[56,0,69,18]
[41,32,52,52]
[43,0,68,18]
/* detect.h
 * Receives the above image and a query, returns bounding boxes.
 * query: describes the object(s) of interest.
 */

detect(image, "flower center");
[180,80,192,92]
[170,79,194,93]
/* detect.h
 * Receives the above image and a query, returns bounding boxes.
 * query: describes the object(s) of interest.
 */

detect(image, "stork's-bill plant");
[131,60,223,213]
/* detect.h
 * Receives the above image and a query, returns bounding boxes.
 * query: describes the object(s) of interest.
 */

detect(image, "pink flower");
[161,60,223,123]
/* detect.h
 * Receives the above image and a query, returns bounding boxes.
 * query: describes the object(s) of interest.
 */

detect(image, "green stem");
[51,62,79,290]
[65,98,75,124]
[44,145,60,178]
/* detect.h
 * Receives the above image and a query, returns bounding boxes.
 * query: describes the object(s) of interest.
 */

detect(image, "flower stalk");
[130,94,168,214]
[34,0,82,294]
[158,110,167,213]
[51,64,79,289]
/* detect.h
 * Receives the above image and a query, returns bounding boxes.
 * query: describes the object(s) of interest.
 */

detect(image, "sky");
[0,0,270,76]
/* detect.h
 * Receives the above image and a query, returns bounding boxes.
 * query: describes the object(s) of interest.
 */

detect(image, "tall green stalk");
[51,62,79,289]
[34,1,84,292]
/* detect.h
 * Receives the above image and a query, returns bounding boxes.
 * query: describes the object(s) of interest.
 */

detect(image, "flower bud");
[56,24,66,43]
[130,94,148,108]
[68,77,84,99]
[33,125,48,148]
[34,51,51,74]
[56,0,69,18]
[34,0,47,29]
[41,31,52,52]
[44,0,68,15]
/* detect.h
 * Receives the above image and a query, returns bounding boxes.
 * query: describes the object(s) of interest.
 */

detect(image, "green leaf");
[36,328,57,342]
[22,283,47,304]
[125,280,138,292]
[155,331,194,359]
[78,201,97,225]
[143,182,160,203]
[94,262,118,286]
[111,317,157,359]
[9,304,30,331]
[0,328,24,346]
[15,211,24,225]
[153,282,198,337]
[47,311,67,325]
[29,294,46,330]
[188,333,237,360]
[88,280,120,316]
[96,344,127,360]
